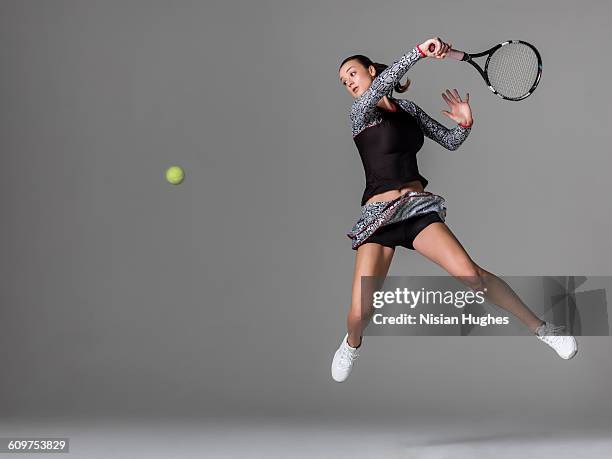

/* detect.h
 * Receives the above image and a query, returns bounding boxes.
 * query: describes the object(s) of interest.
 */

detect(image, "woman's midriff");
[364,179,424,205]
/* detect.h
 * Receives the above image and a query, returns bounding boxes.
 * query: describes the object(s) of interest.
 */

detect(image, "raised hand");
[420,37,452,59]
[441,89,473,126]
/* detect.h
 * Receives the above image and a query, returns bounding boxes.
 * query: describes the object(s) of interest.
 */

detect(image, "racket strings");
[487,43,540,99]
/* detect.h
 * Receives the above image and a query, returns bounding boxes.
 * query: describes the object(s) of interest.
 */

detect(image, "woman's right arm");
[349,37,450,120]
[350,45,426,119]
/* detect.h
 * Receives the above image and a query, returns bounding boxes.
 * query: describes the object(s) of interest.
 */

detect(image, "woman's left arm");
[395,90,473,151]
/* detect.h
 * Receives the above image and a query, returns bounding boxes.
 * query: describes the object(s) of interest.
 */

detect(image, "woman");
[331,36,577,383]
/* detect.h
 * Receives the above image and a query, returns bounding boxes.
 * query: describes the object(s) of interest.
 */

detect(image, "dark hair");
[338,54,411,95]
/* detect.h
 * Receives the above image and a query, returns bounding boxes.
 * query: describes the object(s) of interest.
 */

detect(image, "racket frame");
[452,40,543,101]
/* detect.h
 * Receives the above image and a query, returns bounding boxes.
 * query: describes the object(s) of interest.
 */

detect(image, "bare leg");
[347,242,396,347]
[413,222,545,333]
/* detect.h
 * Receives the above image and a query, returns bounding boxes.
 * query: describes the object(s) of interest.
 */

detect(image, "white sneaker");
[331,333,361,382]
[535,322,578,359]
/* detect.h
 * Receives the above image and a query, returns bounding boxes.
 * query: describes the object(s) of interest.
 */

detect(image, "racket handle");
[447,49,465,60]
[428,43,465,60]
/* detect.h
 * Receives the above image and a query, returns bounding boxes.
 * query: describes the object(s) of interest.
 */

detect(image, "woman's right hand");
[419,37,452,59]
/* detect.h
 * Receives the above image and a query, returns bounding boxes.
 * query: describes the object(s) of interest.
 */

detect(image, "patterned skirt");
[346,191,447,250]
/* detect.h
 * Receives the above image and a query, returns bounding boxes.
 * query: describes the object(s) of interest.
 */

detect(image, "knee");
[453,261,486,291]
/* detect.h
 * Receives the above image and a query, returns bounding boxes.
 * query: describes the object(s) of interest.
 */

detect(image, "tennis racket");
[428,40,542,101]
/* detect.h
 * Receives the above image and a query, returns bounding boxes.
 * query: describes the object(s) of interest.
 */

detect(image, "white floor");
[1,415,611,458]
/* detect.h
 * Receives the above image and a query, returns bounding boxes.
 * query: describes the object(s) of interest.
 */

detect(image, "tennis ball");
[165,166,185,185]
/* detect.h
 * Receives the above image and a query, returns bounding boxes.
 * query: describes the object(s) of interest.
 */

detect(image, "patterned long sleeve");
[394,98,471,151]
[350,46,424,137]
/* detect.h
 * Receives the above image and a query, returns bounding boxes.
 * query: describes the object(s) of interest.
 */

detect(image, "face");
[338,60,375,98]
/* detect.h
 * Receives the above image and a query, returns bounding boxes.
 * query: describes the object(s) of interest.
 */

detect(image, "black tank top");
[353,104,428,206]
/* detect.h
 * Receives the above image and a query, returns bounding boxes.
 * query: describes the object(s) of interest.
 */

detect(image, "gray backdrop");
[1,0,611,422]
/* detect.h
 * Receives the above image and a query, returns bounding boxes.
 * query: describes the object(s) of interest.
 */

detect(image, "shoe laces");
[338,345,359,370]
[537,323,566,346]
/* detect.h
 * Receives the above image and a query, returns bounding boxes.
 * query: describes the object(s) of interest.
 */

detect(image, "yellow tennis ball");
[165,166,185,185]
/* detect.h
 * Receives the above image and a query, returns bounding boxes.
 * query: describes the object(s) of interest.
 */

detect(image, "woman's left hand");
[441,89,473,127]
